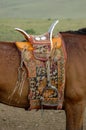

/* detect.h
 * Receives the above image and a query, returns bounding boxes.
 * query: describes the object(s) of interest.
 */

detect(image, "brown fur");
[0,32,86,130]
[61,33,86,130]
[0,42,29,109]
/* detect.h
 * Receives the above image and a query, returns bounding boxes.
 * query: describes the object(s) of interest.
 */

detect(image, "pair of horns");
[15,20,59,49]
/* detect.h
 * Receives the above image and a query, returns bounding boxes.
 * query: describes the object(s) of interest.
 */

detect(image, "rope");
[8,47,27,101]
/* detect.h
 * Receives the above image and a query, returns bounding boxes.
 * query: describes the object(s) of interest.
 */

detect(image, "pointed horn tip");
[14,28,20,31]
[55,20,59,24]
[57,20,59,23]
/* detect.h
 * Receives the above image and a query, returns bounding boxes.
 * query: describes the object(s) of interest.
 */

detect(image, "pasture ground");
[0,19,86,41]
[0,103,86,130]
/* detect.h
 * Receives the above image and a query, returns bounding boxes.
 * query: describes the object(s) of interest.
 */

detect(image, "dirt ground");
[0,103,86,130]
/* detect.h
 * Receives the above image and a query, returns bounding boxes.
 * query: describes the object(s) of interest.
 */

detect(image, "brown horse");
[61,29,86,130]
[0,22,86,129]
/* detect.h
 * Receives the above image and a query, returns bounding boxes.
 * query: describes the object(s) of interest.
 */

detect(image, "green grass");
[0,18,86,41]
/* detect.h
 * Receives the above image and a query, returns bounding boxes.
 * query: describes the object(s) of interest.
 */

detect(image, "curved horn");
[48,20,59,50]
[15,28,30,41]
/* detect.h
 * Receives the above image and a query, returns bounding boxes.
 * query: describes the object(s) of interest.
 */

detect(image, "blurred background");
[0,0,86,41]
[0,0,86,18]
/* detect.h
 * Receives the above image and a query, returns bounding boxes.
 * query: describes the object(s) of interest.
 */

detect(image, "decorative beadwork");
[20,35,66,110]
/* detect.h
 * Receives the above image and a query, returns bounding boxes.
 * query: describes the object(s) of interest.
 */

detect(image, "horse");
[0,20,86,130]
[61,28,86,130]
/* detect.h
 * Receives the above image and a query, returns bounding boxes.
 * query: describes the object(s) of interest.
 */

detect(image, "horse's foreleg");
[65,101,85,130]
